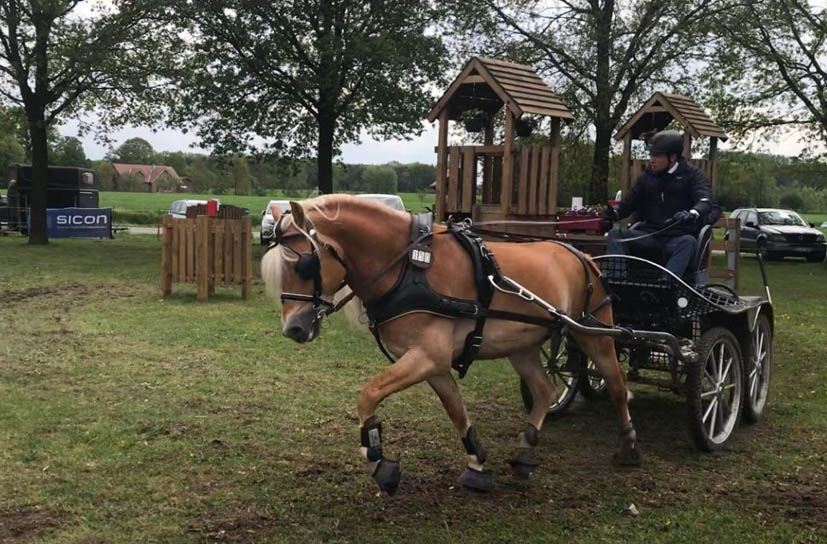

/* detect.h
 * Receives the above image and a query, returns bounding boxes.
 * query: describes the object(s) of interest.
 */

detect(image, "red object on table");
[608,199,618,206]
[207,199,219,217]
[557,214,604,233]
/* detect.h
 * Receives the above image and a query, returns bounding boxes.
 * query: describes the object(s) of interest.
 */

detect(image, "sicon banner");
[46,208,113,238]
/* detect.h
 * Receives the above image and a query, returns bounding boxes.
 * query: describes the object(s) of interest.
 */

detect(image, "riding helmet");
[647,130,684,156]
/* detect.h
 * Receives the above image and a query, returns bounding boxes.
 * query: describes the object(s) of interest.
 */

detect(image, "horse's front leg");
[357,346,438,495]
[427,373,493,492]
[508,346,556,479]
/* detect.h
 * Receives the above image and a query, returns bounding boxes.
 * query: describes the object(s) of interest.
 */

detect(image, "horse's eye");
[295,254,318,281]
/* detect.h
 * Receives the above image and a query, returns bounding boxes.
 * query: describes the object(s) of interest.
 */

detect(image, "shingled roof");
[113,163,183,185]
[615,92,728,141]
[427,57,573,122]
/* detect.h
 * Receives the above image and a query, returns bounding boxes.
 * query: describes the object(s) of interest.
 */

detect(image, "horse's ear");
[269,204,283,221]
[289,201,306,229]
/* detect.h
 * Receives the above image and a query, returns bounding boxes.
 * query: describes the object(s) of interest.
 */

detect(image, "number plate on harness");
[410,244,433,268]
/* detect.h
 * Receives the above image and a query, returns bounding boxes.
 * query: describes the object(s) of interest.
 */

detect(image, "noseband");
[268,212,349,324]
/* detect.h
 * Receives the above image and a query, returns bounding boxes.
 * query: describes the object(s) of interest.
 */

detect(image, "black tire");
[756,239,768,260]
[521,339,583,417]
[686,327,744,451]
[578,357,607,399]
[743,314,772,423]
[806,253,825,263]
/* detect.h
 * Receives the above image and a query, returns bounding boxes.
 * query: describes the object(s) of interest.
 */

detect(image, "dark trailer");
[5,164,97,232]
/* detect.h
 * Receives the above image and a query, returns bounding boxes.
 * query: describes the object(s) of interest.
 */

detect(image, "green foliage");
[108,137,156,165]
[117,172,147,192]
[167,0,448,193]
[231,155,250,195]
[779,190,805,211]
[361,165,398,194]
[0,133,25,175]
[52,136,89,167]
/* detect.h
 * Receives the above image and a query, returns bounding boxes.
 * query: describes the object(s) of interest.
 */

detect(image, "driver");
[603,130,713,278]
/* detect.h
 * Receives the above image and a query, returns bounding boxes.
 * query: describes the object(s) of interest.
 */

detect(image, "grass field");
[1,234,825,542]
[99,191,436,225]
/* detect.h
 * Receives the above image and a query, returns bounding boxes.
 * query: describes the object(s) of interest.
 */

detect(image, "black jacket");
[616,161,713,235]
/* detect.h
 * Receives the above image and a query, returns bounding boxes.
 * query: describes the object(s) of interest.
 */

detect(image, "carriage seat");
[627,222,714,286]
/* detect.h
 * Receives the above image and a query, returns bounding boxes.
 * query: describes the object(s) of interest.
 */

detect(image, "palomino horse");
[262,195,638,494]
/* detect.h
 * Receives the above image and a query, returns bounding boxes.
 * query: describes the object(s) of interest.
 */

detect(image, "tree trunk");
[587,0,614,204]
[589,124,612,204]
[27,111,49,245]
[317,113,335,194]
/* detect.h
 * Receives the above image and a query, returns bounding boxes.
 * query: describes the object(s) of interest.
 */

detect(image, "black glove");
[671,210,695,224]
[602,206,619,223]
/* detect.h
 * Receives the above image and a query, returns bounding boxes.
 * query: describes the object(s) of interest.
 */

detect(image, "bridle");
[268,212,350,326]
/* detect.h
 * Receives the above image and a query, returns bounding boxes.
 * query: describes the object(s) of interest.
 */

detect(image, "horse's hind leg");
[571,332,641,466]
[508,346,556,479]
[427,373,493,492]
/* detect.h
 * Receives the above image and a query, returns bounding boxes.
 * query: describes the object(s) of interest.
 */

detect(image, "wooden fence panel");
[448,147,460,213]
[160,214,252,301]
[538,147,550,216]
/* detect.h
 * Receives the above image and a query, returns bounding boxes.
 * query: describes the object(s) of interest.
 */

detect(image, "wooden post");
[196,215,209,302]
[482,119,494,203]
[620,132,632,195]
[461,148,475,213]
[682,132,692,160]
[435,109,449,221]
[241,216,252,300]
[708,137,718,193]
[500,110,515,215]
[160,215,173,297]
[548,117,561,214]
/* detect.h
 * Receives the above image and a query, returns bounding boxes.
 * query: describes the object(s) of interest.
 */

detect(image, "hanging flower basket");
[516,118,535,137]
[464,114,487,133]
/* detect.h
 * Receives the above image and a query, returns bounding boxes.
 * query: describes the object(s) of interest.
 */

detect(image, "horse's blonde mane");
[261,194,387,332]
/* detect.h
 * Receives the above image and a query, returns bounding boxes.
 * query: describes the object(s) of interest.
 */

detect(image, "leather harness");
[365,213,609,378]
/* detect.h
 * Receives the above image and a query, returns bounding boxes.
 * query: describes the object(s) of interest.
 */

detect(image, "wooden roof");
[427,57,573,123]
[614,92,728,141]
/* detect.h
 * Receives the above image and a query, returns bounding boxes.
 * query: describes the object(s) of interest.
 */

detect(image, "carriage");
[428,58,773,452]
[521,246,773,451]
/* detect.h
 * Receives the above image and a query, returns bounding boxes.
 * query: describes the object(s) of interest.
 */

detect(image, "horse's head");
[261,201,348,343]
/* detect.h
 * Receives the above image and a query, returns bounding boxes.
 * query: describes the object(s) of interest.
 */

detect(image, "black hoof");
[373,458,401,495]
[458,466,493,492]
[613,447,642,467]
[508,450,540,479]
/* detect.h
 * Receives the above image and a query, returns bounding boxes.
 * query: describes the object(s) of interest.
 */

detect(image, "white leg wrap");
[466,454,484,471]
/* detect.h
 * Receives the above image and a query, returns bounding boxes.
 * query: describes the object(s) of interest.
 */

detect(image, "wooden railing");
[440,144,558,217]
[160,215,252,302]
[708,216,740,291]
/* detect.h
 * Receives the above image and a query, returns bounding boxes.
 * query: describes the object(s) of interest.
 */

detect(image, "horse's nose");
[283,324,307,343]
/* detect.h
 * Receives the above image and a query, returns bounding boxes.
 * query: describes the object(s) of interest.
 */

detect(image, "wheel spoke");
[708,401,719,437]
[701,389,718,398]
[721,356,734,384]
[715,396,725,433]
[703,396,717,423]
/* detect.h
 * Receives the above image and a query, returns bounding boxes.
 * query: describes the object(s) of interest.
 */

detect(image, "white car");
[168,199,208,219]
[260,199,290,245]
[356,193,405,211]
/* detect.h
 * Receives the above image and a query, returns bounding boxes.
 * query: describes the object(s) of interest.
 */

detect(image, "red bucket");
[207,199,219,217]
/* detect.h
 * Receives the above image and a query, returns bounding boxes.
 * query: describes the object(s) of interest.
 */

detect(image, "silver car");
[260,199,290,245]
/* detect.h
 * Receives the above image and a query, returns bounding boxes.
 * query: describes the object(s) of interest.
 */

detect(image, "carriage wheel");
[520,341,582,417]
[578,358,607,398]
[686,328,744,451]
[743,314,772,423]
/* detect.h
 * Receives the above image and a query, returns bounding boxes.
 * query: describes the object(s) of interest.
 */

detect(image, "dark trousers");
[607,226,697,278]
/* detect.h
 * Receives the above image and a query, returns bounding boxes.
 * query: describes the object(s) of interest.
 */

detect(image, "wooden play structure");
[615,92,728,193]
[427,57,573,231]
[160,213,252,302]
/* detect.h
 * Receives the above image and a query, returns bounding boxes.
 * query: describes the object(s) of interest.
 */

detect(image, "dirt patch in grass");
[187,506,278,543]
[0,505,66,542]
[0,283,141,307]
